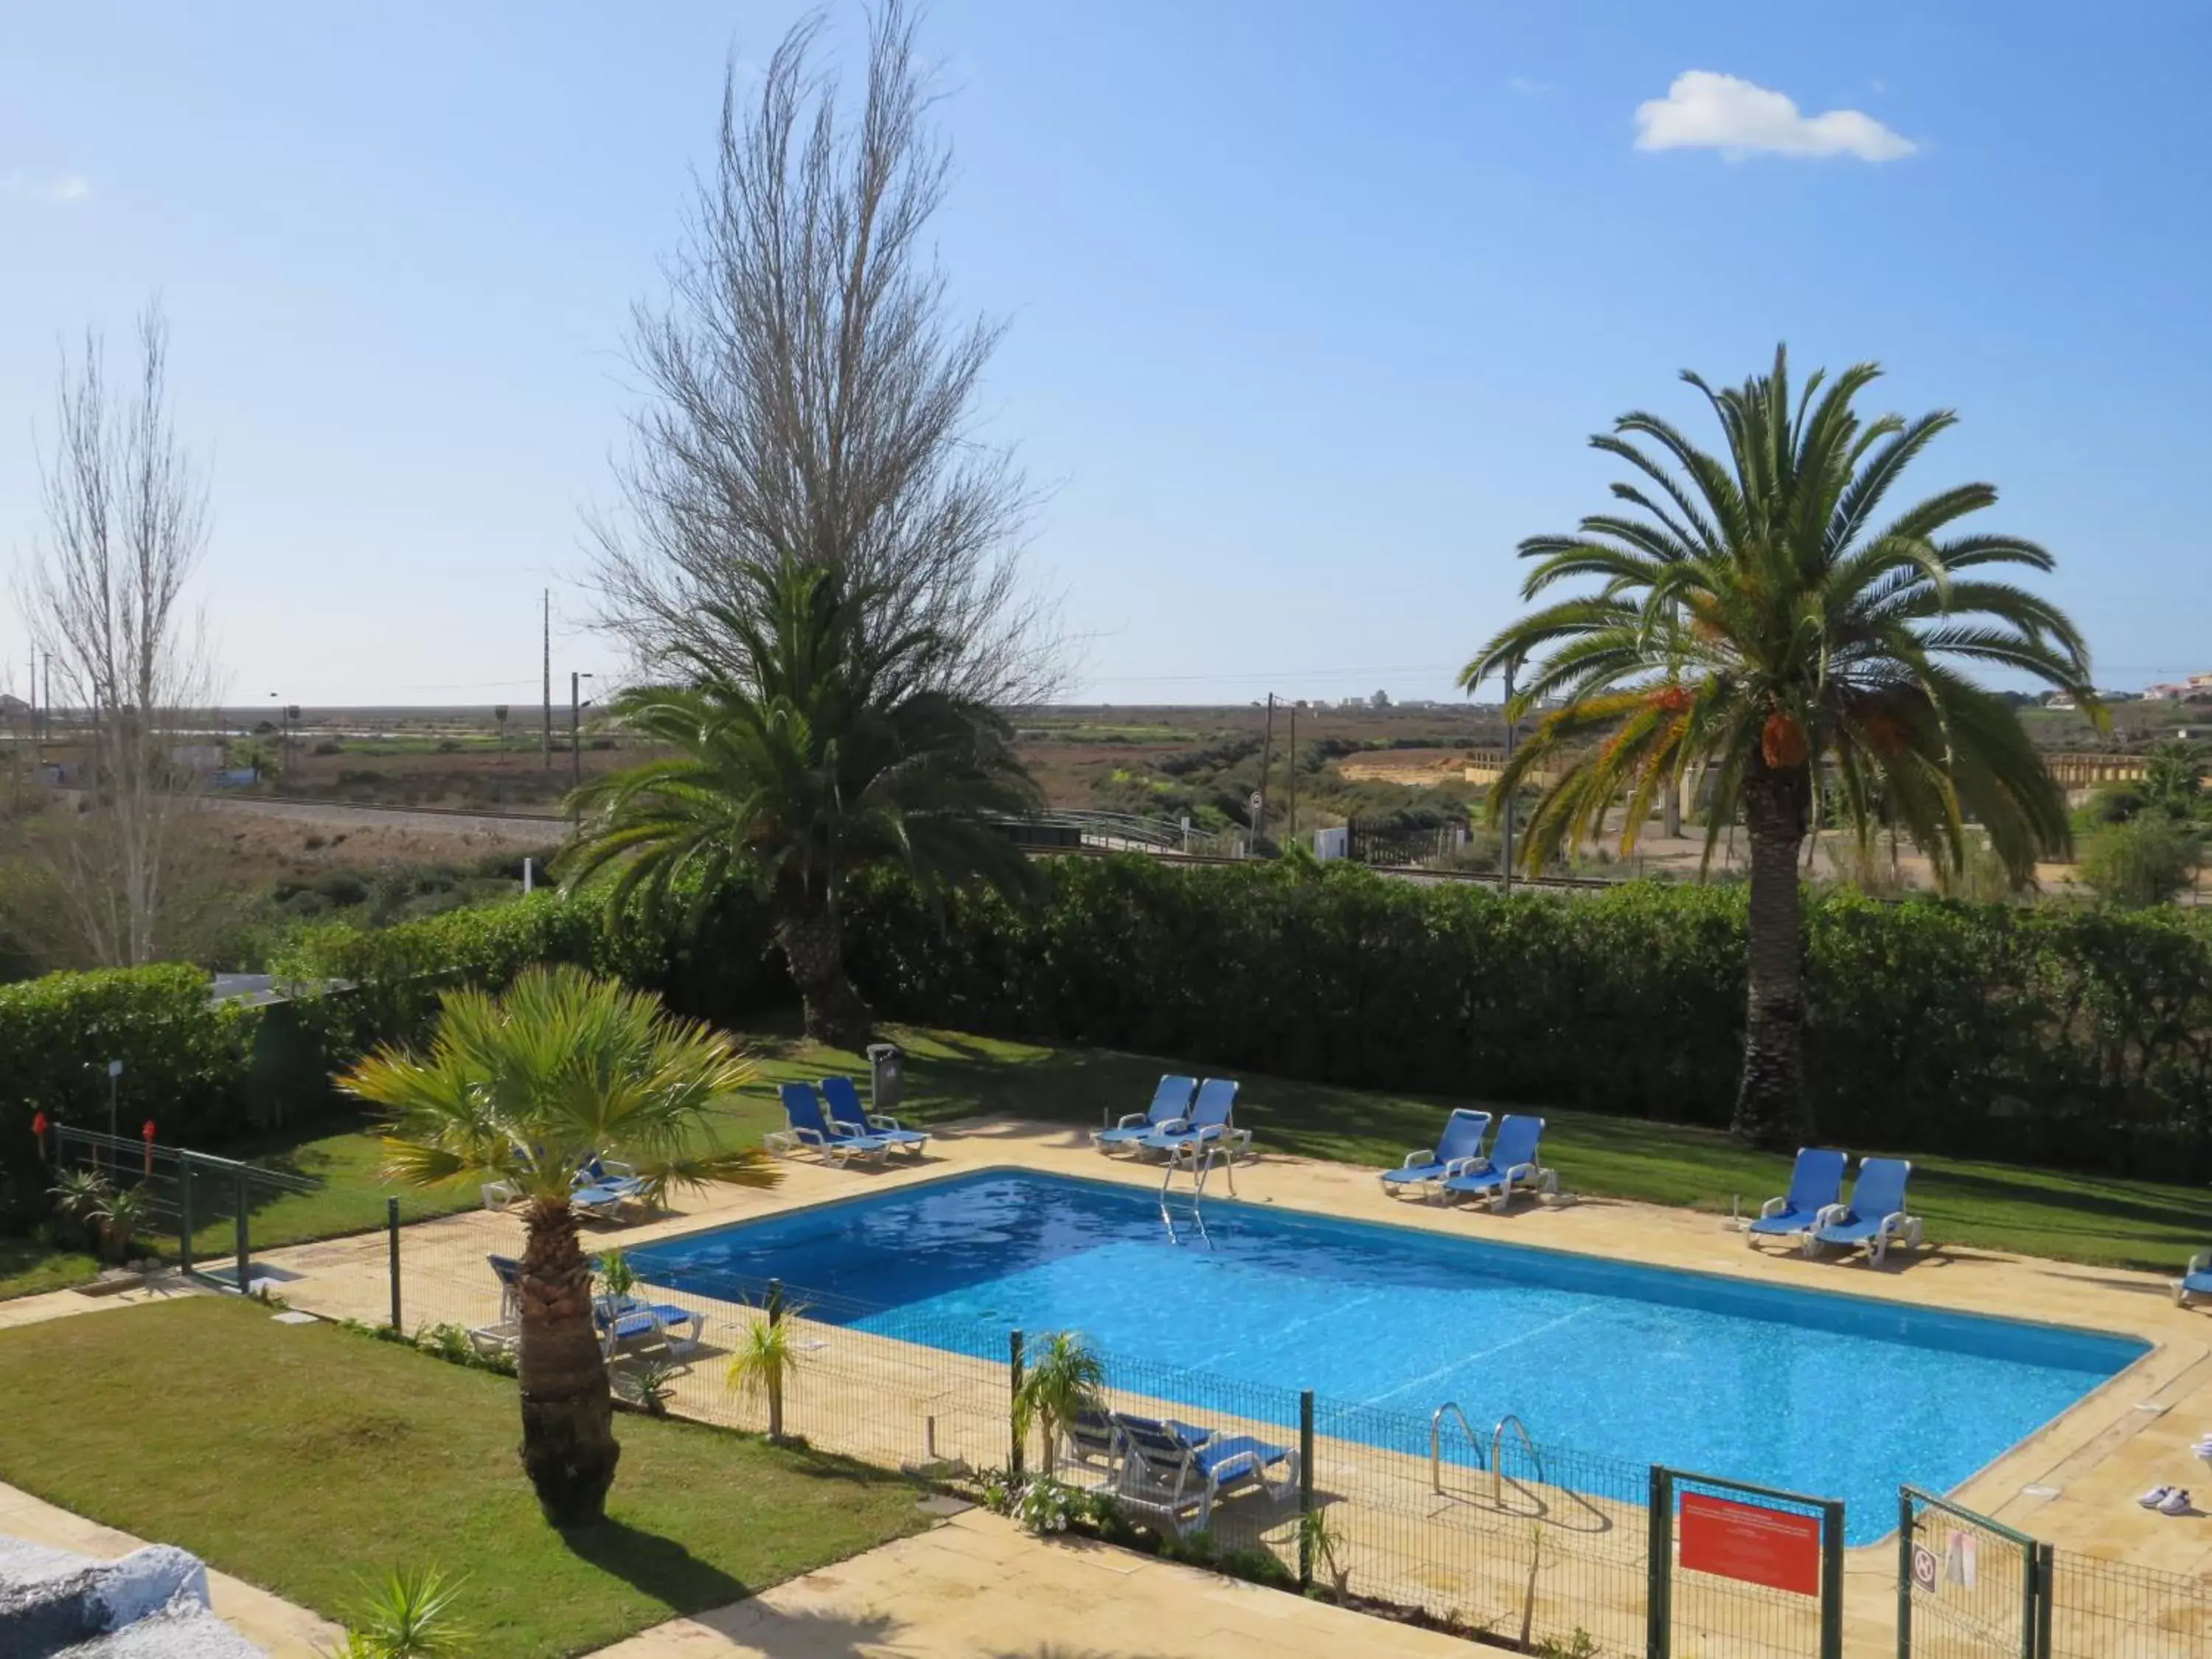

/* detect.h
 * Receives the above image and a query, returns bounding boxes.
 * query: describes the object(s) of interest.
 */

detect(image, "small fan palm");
[340,964,778,1526]
[1463,346,2096,1146]
[1012,1330,1105,1477]
[561,555,1040,1050]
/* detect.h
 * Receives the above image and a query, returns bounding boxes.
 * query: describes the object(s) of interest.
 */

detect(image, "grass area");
[742,1020,2212,1274]
[0,1237,100,1300]
[0,1298,923,1656]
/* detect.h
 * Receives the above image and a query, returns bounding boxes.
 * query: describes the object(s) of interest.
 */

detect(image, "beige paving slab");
[583,1508,1475,1658]
[0,1477,341,1657]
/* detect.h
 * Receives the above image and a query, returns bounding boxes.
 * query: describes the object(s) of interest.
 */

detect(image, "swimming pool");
[626,1169,2146,1540]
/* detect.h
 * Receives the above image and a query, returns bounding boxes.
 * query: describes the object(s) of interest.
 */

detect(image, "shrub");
[2081,817,2202,909]
[0,964,257,1220]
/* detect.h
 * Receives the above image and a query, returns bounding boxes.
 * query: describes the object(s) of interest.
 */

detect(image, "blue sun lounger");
[570,1156,651,1219]
[1812,1156,1922,1265]
[1745,1147,1849,1253]
[1094,1075,1199,1154]
[2176,1255,2212,1308]
[819,1074,929,1157]
[1138,1078,1245,1159]
[776,1081,892,1166]
[1113,1414,1299,1535]
[1439,1113,1555,1211]
[1381,1109,1492,1202]
[592,1292,704,1357]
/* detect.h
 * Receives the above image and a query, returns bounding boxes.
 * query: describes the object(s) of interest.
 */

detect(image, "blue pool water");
[627,1170,2145,1540]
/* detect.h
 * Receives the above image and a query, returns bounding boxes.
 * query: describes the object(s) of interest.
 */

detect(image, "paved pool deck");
[248,1116,2212,1655]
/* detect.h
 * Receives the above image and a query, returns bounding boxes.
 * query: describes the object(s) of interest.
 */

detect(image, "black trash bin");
[867,1042,904,1116]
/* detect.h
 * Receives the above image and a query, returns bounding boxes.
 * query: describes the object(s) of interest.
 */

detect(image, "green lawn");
[745,1021,2212,1274]
[0,1238,100,1300]
[0,1298,923,1656]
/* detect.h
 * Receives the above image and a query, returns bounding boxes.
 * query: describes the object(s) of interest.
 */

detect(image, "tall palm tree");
[1461,347,2096,1147]
[561,555,1040,1050]
[341,965,777,1526]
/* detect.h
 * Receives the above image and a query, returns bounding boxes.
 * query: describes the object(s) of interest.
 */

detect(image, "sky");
[2,1,2208,709]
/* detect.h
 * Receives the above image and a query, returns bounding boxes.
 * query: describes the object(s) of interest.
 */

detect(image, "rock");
[0,1535,265,1657]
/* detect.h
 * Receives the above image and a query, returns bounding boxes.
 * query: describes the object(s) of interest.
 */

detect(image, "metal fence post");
[2032,1542,2053,1659]
[1820,1498,1846,1659]
[386,1197,402,1332]
[765,1279,786,1442]
[1008,1329,1026,1480]
[1897,1490,1914,1659]
[1646,1467,1672,1659]
[176,1158,193,1279]
[1297,1390,1315,1590]
[233,1170,251,1296]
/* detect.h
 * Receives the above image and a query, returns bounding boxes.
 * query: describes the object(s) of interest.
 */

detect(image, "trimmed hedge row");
[839,858,2212,1179]
[10,860,2212,1207]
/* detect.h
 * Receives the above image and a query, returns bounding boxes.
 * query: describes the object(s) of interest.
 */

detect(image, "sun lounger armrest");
[599,1159,638,1180]
[791,1126,827,1148]
[1503,1161,1539,1186]
[1402,1149,1438,1169]
[2193,1251,2212,1276]
[1814,1202,1850,1227]
[1114,1111,1155,1130]
[1441,1155,1489,1180]
[866,1113,905,1132]
[1758,1196,1790,1220]
[1154,1116,1192,1135]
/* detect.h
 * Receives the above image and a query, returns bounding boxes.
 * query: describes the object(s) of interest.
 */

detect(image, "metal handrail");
[1492,1412,1544,1503]
[1430,1401,1487,1492]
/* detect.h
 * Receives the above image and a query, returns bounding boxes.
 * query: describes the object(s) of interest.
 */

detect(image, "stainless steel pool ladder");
[1430,1402,1546,1503]
[1158,1135,1237,1200]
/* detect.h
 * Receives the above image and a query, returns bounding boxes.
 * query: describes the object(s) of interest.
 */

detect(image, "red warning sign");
[1679,1492,1823,1597]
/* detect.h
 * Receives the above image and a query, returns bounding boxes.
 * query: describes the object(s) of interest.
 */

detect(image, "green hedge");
[838,858,2212,1179]
[12,860,2212,1207]
[0,964,258,1217]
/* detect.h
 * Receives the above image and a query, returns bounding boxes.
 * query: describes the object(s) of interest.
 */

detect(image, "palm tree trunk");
[1733,762,1813,1149]
[516,1199,619,1526]
[775,903,874,1051]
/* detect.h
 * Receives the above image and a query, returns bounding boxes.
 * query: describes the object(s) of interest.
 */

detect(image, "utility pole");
[1500,658,1519,897]
[1285,700,1298,846]
[1254,693,1276,846]
[540,590,552,769]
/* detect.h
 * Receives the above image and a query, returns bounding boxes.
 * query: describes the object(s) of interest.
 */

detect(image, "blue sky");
[3,1,2206,708]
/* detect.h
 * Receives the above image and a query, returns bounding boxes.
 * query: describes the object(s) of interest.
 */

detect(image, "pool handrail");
[1430,1400,1488,1492]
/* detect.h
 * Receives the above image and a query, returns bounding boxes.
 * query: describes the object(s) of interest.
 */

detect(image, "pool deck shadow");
[257,1115,2212,1656]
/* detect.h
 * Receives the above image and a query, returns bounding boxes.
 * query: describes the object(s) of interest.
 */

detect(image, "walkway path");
[585,1506,1471,1659]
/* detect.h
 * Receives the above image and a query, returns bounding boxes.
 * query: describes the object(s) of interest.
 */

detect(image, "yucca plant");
[91,1183,150,1265]
[48,1167,111,1252]
[340,964,779,1526]
[1012,1330,1105,1478]
[1464,346,2096,1145]
[327,1565,470,1659]
[725,1304,809,1442]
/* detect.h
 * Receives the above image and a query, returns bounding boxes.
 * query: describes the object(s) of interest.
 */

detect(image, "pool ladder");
[1430,1402,1546,1503]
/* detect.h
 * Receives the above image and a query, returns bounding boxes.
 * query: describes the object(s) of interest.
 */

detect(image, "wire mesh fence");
[2045,1550,2212,1659]
[1899,1486,2037,1659]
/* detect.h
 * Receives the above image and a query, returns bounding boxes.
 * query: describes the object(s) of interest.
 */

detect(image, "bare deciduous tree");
[592,0,1060,704]
[24,302,216,966]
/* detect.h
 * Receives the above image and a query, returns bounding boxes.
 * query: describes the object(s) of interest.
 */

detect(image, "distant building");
[2146,672,2212,702]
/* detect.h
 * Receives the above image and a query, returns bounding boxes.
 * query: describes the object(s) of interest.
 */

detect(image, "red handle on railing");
[143,1119,157,1176]
[30,1112,46,1163]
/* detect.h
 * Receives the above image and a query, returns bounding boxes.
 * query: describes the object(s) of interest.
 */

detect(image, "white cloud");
[0,170,92,201]
[1508,76,1553,97]
[1633,71,1915,161]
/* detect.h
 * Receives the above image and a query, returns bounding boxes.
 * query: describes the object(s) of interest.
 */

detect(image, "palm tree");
[561,555,1040,1050]
[1462,347,2095,1147]
[340,965,777,1526]
[1012,1329,1105,1477]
